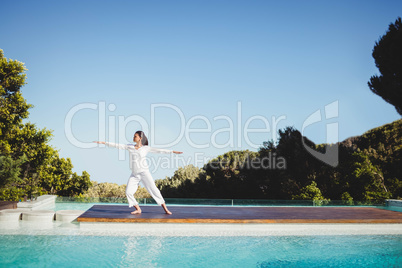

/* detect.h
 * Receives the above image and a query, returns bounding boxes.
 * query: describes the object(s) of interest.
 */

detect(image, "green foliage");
[83,181,126,198]
[82,181,150,199]
[339,120,401,201]
[203,150,261,198]
[0,49,32,153]
[341,192,354,205]
[157,165,206,197]
[0,49,91,200]
[257,127,319,199]
[0,49,27,94]
[0,153,26,188]
[349,151,391,201]
[156,120,401,202]
[156,151,262,199]
[292,181,329,206]
[9,123,54,196]
[38,149,92,196]
[0,186,25,201]
[368,17,402,115]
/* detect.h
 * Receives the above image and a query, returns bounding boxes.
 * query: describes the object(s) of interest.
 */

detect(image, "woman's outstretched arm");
[93,141,129,150]
[147,146,183,154]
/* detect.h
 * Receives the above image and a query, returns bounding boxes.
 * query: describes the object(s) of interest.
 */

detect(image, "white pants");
[126,171,165,207]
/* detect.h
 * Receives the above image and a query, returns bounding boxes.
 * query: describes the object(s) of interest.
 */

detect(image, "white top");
[105,142,173,174]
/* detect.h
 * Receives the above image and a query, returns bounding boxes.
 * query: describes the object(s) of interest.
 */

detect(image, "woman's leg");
[126,173,142,214]
[140,171,172,214]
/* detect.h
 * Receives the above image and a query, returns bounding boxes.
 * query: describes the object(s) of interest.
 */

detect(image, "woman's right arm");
[93,141,129,150]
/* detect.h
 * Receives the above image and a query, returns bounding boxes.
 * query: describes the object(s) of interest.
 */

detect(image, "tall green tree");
[0,49,91,200]
[0,49,31,199]
[0,49,31,154]
[368,17,402,115]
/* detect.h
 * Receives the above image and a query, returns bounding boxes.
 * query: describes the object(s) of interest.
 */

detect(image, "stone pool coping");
[1,222,402,236]
[17,195,57,210]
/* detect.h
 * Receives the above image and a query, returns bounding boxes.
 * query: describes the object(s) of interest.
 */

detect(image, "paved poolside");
[77,205,402,223]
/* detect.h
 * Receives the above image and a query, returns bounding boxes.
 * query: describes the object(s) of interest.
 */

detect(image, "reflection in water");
[120,236,164,267]
[1,235,402,267]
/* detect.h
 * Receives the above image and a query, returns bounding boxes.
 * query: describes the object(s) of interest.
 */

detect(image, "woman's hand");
[173,151,183,154]
[93,141,106,144]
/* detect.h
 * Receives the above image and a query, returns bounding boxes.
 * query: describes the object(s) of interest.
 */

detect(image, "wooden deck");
[76,205,402,223]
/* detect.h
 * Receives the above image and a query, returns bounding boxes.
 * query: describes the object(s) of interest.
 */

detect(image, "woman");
[94,131,182,215]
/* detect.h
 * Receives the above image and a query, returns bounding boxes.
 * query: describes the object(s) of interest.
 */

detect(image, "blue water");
[1,235,401,267]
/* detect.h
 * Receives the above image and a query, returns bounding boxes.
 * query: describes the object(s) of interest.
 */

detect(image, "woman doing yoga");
[94,131,182,215]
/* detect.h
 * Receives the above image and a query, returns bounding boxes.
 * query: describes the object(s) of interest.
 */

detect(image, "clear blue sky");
[1,0,401,184]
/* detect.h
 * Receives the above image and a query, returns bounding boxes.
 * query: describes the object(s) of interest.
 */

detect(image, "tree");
[157,165,205,197]
[203,150,259,198]
[292,181,329,204]
[368,17,402,115]
[347,151,391,201]
[0,49,91,200]
[0,154,25,188]
[39,148,92,196]
[0,49,31,154]
[144,120,401,201]
[0,154,27,200]
[83,181,150,199]
[256,127,320,199]
[0,49,32,199]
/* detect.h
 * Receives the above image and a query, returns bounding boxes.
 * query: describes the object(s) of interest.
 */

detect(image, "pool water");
[3,201,402,267]
[1,235,401,267]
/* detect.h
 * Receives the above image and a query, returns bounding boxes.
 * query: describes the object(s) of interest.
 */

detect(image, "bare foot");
[130,209,142,215]
[131,205,142,214]
[161,203,172,215]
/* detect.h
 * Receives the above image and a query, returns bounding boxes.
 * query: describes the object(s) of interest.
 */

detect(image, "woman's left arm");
[148,147,183,154]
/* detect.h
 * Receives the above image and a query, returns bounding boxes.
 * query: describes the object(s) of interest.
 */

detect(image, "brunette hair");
[135,130,148,146]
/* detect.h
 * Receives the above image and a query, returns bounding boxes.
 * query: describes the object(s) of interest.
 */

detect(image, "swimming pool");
[1,235,401,267]
[2,200,402,267]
